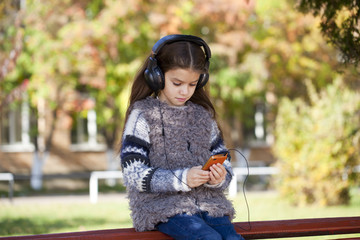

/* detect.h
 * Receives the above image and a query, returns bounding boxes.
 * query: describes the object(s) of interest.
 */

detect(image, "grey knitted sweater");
[120,97,235,231]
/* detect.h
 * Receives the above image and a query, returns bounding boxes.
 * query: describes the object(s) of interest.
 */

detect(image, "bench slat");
[235,217,360,239]
[1,217,359,239]
[0,228,171,240]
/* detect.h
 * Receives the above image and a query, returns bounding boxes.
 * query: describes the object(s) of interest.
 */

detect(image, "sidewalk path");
[0,193,128,205]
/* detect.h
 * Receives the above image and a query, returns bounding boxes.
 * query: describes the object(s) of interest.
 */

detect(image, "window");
[70,109,106,152]
[0,96,34,152]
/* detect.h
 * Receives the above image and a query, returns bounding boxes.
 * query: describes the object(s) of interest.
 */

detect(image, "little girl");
[120,34,244,240]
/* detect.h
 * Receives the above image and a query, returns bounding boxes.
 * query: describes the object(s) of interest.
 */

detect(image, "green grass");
[0,197,132,236]
[0,181,127,198]
[232,189,360,222]
[232,189,360,239]
[0,189,359,238]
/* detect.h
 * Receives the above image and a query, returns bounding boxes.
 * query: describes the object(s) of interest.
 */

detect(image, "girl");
[120,34,244,240]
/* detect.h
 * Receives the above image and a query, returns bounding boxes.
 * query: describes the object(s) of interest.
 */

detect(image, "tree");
[0,0,25,108]
[296,0,360,65]
[19,0,99,189]
[21,0,146,188]
[274,79,360,205]
[253,0,360,205]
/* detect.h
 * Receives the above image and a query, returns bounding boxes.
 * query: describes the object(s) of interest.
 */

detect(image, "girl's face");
[159,68,200,107]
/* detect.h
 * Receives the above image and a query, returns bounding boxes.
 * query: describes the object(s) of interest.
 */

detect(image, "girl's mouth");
[176,98,187,102]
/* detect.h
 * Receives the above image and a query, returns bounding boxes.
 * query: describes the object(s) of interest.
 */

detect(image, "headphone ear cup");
[197,60,210,89]
[197,73,209,89]
[144,57,165,91]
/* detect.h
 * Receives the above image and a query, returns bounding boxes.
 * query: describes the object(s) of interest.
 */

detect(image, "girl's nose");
[180,85,189,95]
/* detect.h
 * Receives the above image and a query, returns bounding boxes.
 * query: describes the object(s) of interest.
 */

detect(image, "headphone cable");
[158,99,251,231]
[228,148,252,231]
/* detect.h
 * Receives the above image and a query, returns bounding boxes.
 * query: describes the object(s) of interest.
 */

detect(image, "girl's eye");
[172,82,197,87]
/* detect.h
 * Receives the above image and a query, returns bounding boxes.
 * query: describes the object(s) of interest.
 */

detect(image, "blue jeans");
[156,212,245,240]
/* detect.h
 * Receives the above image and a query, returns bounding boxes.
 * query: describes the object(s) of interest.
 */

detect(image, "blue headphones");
[144,34,211,92]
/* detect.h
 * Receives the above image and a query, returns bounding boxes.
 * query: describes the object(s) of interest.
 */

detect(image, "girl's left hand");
[208,163,226,185]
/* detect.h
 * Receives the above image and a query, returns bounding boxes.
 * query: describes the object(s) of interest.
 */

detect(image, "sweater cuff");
[181,168,191,191]
[204,178,226,188]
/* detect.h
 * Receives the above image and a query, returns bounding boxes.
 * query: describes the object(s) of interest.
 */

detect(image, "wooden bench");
[0,217,359,239]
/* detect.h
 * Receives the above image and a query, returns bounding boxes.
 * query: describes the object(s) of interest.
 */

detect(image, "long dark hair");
[124,40,216,123]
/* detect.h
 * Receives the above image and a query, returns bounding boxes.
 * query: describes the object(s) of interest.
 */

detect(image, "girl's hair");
[124,41,216,122]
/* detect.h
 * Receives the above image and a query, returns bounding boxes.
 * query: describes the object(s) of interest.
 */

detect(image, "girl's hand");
[208,163,226,185]
[187,166,210,188]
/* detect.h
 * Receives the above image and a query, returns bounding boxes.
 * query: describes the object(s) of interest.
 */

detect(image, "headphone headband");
[152,34,211,60]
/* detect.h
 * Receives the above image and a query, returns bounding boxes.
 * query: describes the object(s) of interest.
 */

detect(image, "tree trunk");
[30,150,49,190]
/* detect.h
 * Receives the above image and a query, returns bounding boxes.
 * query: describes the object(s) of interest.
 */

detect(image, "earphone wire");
[158,101,210,225]
[158,99,251,231]
[228,148,252,231]
[158,100,192,189]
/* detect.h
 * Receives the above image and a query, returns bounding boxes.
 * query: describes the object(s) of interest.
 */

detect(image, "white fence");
[88,165,360,203]
[0,173,14,201]
[228,167,278,197]
[4,165,360,203]
[88,167,279,203]
[89,171,123,204]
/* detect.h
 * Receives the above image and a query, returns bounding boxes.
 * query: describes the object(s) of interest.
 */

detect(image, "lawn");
[0,189,359,239]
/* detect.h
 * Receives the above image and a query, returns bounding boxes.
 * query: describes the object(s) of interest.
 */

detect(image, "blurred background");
[0,0,359,237]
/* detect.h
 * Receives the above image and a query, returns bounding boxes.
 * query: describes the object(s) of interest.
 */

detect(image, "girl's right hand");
[186,166,210,188]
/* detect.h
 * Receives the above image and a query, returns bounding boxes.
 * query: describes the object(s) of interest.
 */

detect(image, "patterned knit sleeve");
[121,108,191,193]
[204,120,234,190]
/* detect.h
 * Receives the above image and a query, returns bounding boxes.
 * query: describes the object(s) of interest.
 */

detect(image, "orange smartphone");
[202,153,228,170]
